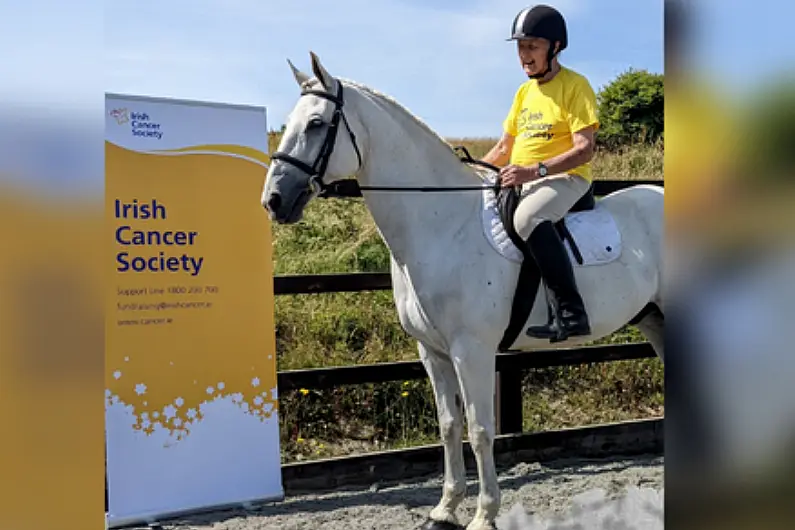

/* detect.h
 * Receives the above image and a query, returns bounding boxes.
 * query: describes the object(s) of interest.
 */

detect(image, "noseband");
[270,80,501,199]
[270,82,363,197]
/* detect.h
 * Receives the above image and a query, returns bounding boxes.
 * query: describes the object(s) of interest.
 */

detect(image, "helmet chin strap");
[526,46,559,80]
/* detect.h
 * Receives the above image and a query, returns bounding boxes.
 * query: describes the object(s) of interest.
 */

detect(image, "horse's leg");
[450,337,500,530]
[635,308,665,363]
[419,341,467,529]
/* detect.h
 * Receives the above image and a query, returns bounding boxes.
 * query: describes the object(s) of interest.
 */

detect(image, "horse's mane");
[302,76,489,181]
[303,77,462,160]
[341,78,456,152]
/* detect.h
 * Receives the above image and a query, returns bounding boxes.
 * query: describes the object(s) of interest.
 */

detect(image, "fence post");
[495,370,524,435]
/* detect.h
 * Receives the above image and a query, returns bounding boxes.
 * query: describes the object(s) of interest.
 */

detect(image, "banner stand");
[104,93,282,528]
[107,495,284,529]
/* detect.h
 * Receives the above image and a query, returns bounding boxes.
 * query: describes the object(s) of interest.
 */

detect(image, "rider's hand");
[499,164,538,187]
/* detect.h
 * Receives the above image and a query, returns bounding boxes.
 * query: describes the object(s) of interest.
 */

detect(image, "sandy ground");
[133,454,663,530]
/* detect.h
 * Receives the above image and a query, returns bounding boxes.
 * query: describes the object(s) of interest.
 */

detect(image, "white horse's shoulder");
[389,257,449,353]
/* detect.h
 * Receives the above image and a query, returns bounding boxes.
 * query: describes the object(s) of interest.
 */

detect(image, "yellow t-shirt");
[503,66,599,181]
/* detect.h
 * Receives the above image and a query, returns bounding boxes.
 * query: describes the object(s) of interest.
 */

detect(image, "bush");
[596,68,664,150]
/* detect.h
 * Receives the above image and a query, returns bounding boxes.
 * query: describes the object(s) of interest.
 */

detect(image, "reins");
[317,146,505,199]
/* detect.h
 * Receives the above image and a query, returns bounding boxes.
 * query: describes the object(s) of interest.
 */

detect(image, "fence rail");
[277,342,655,392]
[274,179,663,434]
[282,417,663,493]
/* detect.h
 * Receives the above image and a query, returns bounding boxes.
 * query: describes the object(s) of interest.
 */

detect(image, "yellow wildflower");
[299,388,309,396]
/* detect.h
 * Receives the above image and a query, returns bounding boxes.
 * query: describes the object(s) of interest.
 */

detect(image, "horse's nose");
[265,192,281,213]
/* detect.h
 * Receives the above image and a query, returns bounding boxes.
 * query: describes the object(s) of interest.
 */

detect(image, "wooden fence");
[275,179,664,435]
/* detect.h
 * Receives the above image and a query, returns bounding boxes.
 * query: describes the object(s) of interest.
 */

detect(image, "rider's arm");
[482,132,515,167]
[538,125,595,176]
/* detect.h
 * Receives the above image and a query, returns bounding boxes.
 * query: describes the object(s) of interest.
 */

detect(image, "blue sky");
[1,0,793,198]
[101,0,664,138]
[2,0,792,157]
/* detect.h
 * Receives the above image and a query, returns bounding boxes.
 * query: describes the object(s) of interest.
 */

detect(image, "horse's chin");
[282,210,304,225]
[281,189,311,224]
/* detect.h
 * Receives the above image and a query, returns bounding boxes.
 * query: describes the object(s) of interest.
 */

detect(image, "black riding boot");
[524,220,591,342]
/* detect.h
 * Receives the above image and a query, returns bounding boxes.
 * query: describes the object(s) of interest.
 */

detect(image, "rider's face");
[517,37,555,77]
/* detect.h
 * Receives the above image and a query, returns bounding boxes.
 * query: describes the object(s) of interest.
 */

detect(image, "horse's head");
[262,51,364,224]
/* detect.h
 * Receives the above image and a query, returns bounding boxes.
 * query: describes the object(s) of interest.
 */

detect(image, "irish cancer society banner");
[104,93,281,527]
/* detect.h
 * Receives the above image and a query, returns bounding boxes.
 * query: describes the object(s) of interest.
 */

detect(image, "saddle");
[453,146,595,352]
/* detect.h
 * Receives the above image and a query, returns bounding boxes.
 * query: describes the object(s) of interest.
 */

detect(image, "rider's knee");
[515,214,547,240]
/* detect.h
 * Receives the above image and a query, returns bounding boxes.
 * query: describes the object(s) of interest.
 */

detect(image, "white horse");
[262,52,664,530]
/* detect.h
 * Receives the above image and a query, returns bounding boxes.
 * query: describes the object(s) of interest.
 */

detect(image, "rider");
[483,4,599,342]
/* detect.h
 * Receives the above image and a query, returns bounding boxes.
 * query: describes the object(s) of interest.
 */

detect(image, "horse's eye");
[307,118,324,129]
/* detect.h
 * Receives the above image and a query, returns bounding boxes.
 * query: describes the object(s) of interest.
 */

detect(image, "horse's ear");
[287,58,310,87]
[309,51,334,90]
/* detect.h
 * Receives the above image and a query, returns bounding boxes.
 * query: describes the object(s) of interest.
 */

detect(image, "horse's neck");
[350,86,483,265]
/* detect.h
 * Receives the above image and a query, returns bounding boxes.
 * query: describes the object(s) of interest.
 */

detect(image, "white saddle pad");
[477,169,622,267]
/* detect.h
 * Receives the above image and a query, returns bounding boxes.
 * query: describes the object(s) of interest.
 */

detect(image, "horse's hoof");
[419,519,465,530]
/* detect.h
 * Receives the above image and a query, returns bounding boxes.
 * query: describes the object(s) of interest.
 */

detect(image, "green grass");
[268,132,664,463]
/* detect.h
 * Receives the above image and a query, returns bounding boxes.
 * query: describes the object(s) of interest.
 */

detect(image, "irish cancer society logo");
[109,107,164,140]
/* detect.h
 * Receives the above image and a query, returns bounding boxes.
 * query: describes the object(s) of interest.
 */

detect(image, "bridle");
[270,79,502,199]
[270,81,364,197]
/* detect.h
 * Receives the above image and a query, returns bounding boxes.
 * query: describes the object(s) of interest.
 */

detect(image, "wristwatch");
[537,162,548,178]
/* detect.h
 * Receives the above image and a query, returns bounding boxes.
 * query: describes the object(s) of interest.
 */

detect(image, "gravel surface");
[137,454,663,530]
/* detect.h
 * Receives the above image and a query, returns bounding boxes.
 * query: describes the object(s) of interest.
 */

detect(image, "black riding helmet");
[507,5,568,79]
